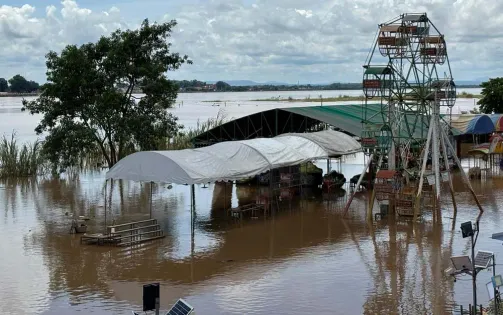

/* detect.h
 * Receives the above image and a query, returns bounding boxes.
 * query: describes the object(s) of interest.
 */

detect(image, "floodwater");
[1,89,502,315]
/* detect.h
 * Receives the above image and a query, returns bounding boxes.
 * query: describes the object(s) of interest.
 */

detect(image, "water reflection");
[3,171,503,314]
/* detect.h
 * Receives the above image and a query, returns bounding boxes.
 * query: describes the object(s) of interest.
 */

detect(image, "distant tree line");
[174,80,481,93]
[0,75,40,93]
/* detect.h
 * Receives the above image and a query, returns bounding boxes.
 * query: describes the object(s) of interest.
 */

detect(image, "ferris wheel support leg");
[414,116,435,221]
[440,128,484,214]
[343,153,374,218]
[440,125,457,215]
[367,155,384,221]
[432,117,442,205]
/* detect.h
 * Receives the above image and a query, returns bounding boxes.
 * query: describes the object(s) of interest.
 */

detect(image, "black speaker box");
[143,283,160,311]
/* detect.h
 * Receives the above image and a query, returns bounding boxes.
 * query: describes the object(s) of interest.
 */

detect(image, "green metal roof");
[283,103,455,139]
[283,103,381,136]
[192,103,461,146]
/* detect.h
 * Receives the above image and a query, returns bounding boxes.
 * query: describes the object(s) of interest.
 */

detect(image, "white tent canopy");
[106,129,361,184]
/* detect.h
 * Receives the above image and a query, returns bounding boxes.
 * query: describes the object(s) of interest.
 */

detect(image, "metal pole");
[414,115,434,220]
[104,179,107,234]
[471,233,477,314]
[150,181,153,219]
[494,254,499,315]
[155,297,160,315]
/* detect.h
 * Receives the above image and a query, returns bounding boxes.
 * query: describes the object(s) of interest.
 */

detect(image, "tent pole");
[104,179,107,234]
[191,184,196,227]
[150,181,153,219]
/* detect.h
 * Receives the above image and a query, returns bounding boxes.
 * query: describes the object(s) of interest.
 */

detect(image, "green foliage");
[458,91,476,98]
[177,79,207,90]
[0,78,8,92]
[22,19,191,170]
[8,74,39,93]
[215,81,231,91]
[0,134,44,178]
[478,78,503,114]
[164,110,227,150]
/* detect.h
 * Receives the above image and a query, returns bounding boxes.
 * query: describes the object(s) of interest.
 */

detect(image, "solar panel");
[474,251,494,269]
[451,255,473,271]
[492,232,503,241]
[166,298,194,315]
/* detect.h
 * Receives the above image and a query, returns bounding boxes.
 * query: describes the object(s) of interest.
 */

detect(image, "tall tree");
[0,78,7,92]
[8,74,38,93]
[478,78,503,114]
[215,81,231,91]
[22,19,191,170]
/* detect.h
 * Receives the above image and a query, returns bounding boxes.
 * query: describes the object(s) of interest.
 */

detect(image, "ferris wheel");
[361,13,456,169]
[344,12,484,220]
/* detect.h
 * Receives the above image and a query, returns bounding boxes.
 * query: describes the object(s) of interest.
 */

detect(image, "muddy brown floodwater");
[2,169,503,315]
[1,90,502,314]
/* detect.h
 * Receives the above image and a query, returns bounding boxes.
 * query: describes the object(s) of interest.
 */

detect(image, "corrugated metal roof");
[192,103,462,145]
[283,103,385,135]
[283,104,457,139]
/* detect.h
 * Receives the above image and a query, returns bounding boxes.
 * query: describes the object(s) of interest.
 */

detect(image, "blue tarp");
[451,114,495,135]
[489,114,503,132]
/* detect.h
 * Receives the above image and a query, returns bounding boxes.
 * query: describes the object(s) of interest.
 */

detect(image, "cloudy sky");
[0,0,501,84]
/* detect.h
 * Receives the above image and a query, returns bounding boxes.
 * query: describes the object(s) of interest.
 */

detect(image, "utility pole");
[470,231,477,314]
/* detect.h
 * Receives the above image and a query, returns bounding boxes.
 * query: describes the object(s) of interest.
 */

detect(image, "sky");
[0,0,502,84]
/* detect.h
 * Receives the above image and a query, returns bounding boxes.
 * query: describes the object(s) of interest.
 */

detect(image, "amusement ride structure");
[344,13,483,219]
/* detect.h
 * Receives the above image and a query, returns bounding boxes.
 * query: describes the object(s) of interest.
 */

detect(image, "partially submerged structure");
[345,12,483,220]
[191,103,462,148]
[106,130,361,184]
[105,130,361,226]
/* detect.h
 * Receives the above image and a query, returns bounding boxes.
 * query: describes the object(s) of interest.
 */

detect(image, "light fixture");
[461,221,474,238]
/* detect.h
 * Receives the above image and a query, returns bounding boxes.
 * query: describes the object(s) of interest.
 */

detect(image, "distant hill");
[457,80,482,86]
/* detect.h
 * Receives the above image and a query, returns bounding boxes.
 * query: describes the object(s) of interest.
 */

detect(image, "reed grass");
[164,109,228,150]
[0,134,45,178]
[0,111,228,178]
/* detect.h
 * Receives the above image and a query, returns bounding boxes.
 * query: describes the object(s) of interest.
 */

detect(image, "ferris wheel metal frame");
[344,12,483,220]
[361,13,455,164]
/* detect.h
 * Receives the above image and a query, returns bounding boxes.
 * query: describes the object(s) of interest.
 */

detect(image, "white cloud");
[0,0,502,83]
[295,9,313,18]
[0,1,127,81]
